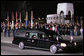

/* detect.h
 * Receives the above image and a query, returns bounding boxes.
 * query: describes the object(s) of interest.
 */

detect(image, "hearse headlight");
[61,43,67,47]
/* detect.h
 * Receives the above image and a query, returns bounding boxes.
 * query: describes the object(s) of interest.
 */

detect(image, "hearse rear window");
[29,33,38,39]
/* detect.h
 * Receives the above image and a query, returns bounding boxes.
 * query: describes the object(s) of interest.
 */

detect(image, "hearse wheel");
[50,44,57,54]
[19,42,25,49]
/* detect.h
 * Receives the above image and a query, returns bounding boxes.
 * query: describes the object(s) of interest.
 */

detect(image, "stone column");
[58,14,61,24]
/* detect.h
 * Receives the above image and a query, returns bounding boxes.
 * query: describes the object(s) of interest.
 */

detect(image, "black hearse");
[12,29,80,54]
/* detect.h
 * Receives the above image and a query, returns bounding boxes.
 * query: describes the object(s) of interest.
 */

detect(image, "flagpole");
[19,12,21,23]
[19,12,21,28]
[7,12,10,30]
[31,10,33,29]
[11,11,14,30]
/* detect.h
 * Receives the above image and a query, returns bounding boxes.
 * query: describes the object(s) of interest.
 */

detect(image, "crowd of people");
[1,20,83,37]
[33,22,83,36]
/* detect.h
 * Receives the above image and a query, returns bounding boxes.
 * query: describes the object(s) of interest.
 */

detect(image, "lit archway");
[60,11,64,19]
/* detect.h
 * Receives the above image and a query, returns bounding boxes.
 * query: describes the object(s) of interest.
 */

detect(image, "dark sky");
[1,1,84,20]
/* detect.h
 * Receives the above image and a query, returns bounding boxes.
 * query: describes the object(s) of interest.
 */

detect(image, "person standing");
[4,21,7,37]
[46,24,49,30]
[1,22,4,32]
[77,23,81,35]
[7,21,10,37]
[64,24,67,36]
[63,24,66,36]
[80,26,83,36]
[67,24,70,35]
[50,25,52,30]
[57,24,60,34]
[6,12,10,37]
[21,23,24,29]
[11,21,15,37]
[70,24,73,36]
[74,24,77,36]
[52,25,55,31]
[55,24,57,32]
[70,23,74,42]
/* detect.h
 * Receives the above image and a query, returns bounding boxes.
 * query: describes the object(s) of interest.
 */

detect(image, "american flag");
[16,11,18,22]
[15,11,18,29]
[25,11,28,27]
[7,12,9,20]
[11,11,14,21]
[19,12,21,23]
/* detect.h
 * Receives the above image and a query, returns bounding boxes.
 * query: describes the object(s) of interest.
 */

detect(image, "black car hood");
[59,39,73,43]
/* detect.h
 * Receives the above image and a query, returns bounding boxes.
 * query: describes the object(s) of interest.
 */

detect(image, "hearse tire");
[50,44,57,54]
[19,42,25,49]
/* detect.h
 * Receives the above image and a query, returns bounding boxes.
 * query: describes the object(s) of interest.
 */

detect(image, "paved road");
[1,43,83,55]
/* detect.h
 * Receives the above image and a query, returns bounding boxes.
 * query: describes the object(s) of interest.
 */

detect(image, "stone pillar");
[58,14,61,24]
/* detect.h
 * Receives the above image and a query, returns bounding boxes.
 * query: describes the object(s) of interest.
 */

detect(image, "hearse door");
[29,32,38,47]
[43,36,51,48]
[38,33,44,48]
[25,32,32,46]
[38,33,50,48]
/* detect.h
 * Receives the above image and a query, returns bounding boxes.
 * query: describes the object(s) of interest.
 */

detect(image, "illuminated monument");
[46,3,74,24]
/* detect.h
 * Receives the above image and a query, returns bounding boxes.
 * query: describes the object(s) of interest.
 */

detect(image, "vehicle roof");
[17,28,58,35]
